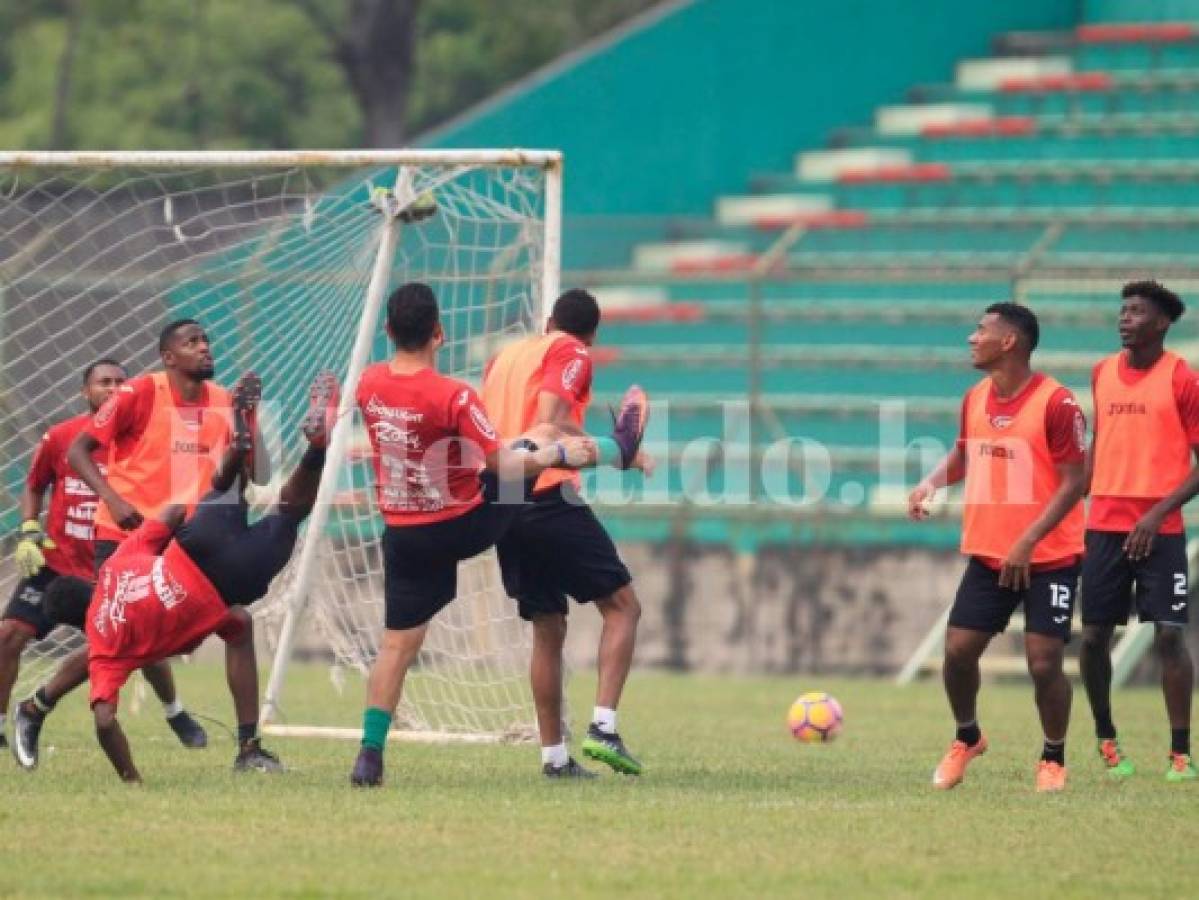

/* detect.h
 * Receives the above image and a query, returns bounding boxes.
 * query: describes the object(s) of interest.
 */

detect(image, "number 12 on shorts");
[1050,583,1072,610]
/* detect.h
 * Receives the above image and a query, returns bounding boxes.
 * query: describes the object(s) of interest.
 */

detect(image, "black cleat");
[350,746,384,787]
[581,723,643,776]
[166,710,208,749]
[233,738,284,773]
[542,757,598,779]
[0,731,7,750]
[12,702,45,770]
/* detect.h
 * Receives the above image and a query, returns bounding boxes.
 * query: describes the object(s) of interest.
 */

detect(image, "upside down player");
[43,371,339,782]
[1081,281,1198,782]
[909,303,1087,792]
[13,320,268,761]
[349,283,648,787]
[0,359,125,751]
[482,289,647,777]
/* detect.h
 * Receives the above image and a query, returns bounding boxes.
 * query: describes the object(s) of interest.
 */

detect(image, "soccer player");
[481,289,646,777]
[0,359,126,749]
[348,282,648,787]
[11,320,266,762]
[1080,280,1198,782]
[908,303,1087,792]
[42,371,339,782]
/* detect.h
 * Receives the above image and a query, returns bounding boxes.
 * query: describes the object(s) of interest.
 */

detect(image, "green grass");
[2,665,1198,899]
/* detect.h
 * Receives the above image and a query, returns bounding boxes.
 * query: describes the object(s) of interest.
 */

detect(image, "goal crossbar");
[0,149,562,169]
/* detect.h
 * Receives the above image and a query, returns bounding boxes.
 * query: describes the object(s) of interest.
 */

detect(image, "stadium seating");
[571,15,1199,547]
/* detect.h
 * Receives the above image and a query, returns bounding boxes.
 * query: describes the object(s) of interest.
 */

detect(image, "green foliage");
[3,666,1198,897]
[0,0,659,150]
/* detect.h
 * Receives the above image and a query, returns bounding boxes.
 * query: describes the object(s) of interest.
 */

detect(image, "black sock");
[32,687,57,715]
[956,721,981,747]
[1093,706,1116,741]
[238,723,258,745]
[300,445,326,471]
[1042,740,1066,766]
[1171,728,1190,757]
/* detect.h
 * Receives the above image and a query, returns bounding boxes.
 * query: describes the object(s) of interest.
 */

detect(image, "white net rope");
[0,160,548,738]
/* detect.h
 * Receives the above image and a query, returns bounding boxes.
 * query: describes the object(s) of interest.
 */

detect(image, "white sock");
[162,699,184,718]
[0,713,6,730]
[541,742,569,768]
[592,706,617,734]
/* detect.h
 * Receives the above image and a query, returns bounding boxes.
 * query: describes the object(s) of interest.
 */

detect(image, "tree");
[0,0,659,151]
[295,0,420,148]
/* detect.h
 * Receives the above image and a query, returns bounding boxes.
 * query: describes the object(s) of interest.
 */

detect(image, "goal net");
[0,150,561,741]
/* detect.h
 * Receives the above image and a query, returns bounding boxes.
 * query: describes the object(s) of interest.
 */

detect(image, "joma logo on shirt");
[1107,401,1147,415]
[172,440,212,454]
[978,443,1015,459]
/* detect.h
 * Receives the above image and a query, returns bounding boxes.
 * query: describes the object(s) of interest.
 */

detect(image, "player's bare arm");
[1000,459,1086,591]
[66,431,143,531]
[94,700,141,783]
[1124,445,1199,561]
[908,444,966,520]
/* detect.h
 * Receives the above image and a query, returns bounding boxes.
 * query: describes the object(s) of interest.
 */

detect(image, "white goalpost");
[0,149,562,743]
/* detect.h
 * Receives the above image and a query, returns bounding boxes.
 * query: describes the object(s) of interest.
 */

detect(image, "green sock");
[594,436,622,467]
[361,707,392,751]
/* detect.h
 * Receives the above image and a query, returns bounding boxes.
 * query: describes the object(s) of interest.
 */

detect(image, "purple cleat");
[350,746,384,788]
[610,384,649,469]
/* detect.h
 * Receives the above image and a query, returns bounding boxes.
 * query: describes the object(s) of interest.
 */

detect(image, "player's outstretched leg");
[11,651,87,770]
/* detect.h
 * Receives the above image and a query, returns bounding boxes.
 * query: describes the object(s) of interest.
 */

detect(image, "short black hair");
[43,575,93,631]
[82,357,125,384]
[159,318,201,352]
[386,282,439,351]
[551,289,601,338]
[1122,280,1185,323]
[985,302,1040,352]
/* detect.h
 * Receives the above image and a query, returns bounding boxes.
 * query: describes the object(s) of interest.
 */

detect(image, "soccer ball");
[787,691,843,743]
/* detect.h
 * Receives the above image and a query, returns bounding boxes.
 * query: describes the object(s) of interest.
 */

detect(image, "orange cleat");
[932,735,988,789]
[1036,760,1068,792]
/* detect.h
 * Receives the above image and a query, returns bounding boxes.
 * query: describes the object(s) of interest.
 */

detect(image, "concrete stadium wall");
[563,543,1199,680]
[423,0,1078,216]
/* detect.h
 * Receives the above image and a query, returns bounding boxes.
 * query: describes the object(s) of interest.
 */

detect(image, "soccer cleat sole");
[303,371,340,447]
[581,739,642,776]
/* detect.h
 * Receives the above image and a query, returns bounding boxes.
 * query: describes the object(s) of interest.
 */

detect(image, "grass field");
[2,664,1197,899]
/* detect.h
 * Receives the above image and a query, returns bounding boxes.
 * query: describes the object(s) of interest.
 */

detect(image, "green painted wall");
[1085,0,1199,21]
[423,0,1078,216]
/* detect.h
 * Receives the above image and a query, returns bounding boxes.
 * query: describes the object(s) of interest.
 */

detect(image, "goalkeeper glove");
[14,520,55,579]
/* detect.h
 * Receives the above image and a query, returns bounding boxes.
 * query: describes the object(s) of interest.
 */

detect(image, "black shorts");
[949,556,1080,642]
[381,472,533,630]
[94,539,120,577]
[1081,530,1189,627]
[3,568,64,640]
[496,483,632,621]
[174,488,300,606]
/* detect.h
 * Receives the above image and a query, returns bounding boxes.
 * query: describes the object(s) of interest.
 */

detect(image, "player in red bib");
[42,371,339,782]
[1,359,125,749]
[1081,281,1199,782]
[349,282,649,788]
[909,303,1086,793]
